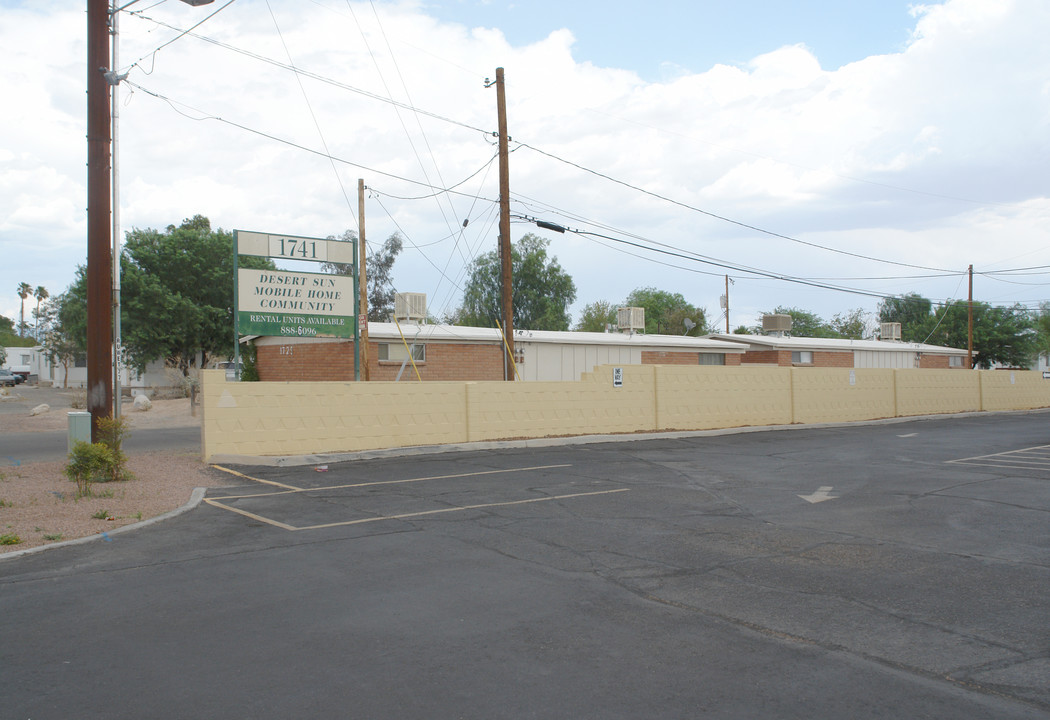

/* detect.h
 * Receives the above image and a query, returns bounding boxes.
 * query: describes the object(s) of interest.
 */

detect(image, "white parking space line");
[203,463,623,531]
[207,464,573,502]
[297,488,631,531]
[947,444,1050,472]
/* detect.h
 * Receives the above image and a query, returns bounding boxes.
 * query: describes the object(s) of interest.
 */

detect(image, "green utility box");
[67,411,91,453]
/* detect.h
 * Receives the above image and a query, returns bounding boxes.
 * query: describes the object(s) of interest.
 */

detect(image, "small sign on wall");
[613,367,623,387]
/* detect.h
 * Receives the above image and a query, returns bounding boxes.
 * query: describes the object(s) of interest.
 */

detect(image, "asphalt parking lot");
[2,410,1049,719]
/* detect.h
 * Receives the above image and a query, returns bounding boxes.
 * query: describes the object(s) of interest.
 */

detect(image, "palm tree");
[16,282,31,337]
[33,286,49,340]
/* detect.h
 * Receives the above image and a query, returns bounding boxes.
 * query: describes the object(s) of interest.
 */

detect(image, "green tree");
[920,301,1034,368]
[322,229,404,322]
[0,315,28,349]
[622,287,706,335]
[16,282,31,337]
[32,286,49,340]
[878,293,933,341]
[758,306,838,338]
[828,308,872,340]
[574,300,617,332]
[456,233,576,331]
[57,215,274,375]
[41,291,85,387]
[1033,303,1050,364]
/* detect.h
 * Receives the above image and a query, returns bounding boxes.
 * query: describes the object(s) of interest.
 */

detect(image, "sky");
[2,0,1048,339]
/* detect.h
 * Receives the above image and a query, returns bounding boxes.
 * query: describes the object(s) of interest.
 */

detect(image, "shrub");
[94,414,133,482]
[65,441,113,497]
[241,341,259,382]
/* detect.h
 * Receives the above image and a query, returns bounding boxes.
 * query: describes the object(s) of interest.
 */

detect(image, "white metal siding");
[521,342,641,381]
[853,350,918,369]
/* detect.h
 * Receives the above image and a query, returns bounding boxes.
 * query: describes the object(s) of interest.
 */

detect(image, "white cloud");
[1,0,1048,330]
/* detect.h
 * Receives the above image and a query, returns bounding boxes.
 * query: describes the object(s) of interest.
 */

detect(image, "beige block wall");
[792,368,896,424]
[895,370,981,417]
[980,370,1050,411]
[655,366,793,430]
[201,367,1050,461]
[466,365,655,442]
[201,371,468,458]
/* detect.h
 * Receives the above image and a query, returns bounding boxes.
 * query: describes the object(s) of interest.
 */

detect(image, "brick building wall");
[740,350,791,365]
[639,350,742,366]
[919,354,952,369]
[371,342,505,381]
[739,349,854,368]
[257,340,354,381]
[813,351,854,368]
[257,339,505,382]
[641,351,699,365]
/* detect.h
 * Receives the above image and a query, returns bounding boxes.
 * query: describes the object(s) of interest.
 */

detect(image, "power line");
[515,141,961,274]
[121,0,237,76]
[123,9,491,137]
[123,80,498,202]
[265,1,356,224]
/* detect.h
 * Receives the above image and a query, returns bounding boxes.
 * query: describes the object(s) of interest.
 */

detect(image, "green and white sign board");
[237,269,355,338]
[233,229,361,377]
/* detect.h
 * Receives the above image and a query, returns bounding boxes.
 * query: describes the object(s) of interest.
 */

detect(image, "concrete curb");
[0,486,208,562]
[207,407,1049,468]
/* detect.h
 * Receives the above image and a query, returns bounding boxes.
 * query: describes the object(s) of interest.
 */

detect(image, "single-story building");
[252,323,748,382]
[706,334,970,369]
[2,345,189,391]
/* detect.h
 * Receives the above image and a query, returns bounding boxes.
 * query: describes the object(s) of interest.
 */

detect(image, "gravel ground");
[0,392,229,555]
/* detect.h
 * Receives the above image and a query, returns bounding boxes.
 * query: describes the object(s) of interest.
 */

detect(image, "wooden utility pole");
[87,0,113,439]
[967,264,974,369]
[724,275,730,333]
[358,179,370,380]
[494,67,514,380]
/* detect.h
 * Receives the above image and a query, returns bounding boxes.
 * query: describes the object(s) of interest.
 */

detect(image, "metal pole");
[88,0,113,440]
[967,264,974,369]
[353,235,360,382]
[495,67,514,381]
[233,231,240,377]
[111,0,122,419]
[358,179,369,381]
[724,275,730,333]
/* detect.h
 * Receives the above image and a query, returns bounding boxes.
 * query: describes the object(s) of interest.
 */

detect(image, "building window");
[378,343,425,362]
[791,350,813,365]
[698,353,724,366]
[20,354,31,365]
[74,354,87,368]
[949,355,963,367]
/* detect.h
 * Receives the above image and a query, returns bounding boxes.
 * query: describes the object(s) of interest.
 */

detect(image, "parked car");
[0,368,22,387]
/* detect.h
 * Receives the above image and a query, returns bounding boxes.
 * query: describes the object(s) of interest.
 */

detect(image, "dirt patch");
[8,396,202,433]
[0,398,229,555]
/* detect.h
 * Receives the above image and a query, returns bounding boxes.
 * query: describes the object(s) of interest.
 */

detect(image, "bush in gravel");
[94,414,133,483]
[0,533,20,545]
[64,414,134,495]
[65,441,113,497]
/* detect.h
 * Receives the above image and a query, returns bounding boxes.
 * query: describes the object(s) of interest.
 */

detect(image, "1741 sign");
[234,230,359,344]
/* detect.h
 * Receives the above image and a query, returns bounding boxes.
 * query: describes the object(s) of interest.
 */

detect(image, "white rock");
[30,403,50,416]
[133,394,153,411]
